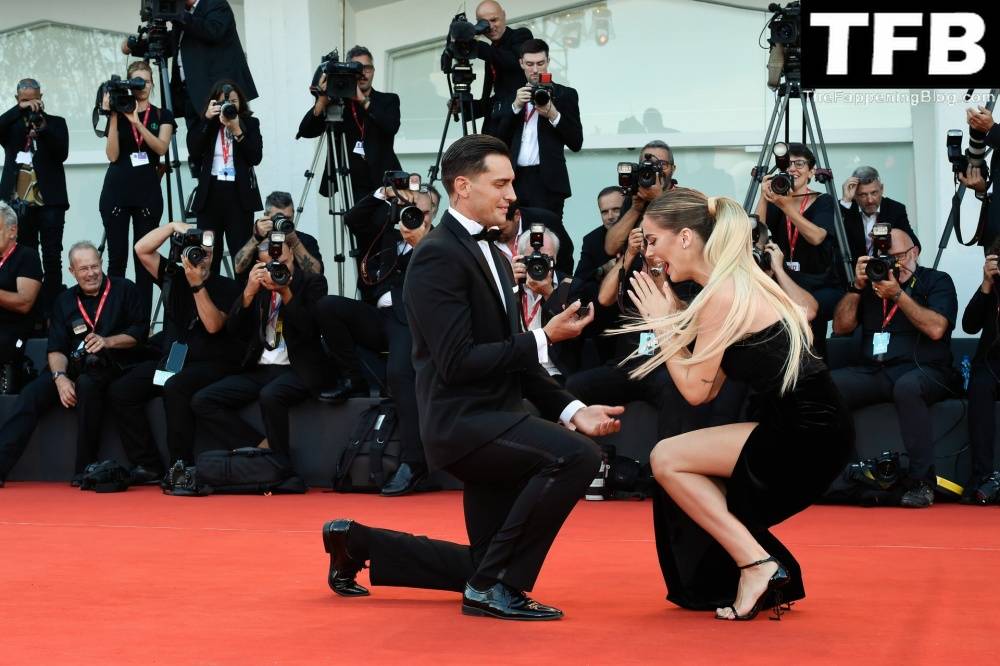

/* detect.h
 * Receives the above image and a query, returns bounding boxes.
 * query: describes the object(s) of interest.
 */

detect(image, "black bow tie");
[473,226,501,242]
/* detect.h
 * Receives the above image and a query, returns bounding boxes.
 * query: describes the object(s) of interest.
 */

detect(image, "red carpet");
[1,484,998,665]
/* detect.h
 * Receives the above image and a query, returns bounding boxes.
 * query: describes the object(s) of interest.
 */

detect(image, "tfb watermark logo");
[801,2,1000,88]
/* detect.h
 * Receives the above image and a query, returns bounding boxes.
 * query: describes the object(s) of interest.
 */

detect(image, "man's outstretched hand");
[570,405,625,437]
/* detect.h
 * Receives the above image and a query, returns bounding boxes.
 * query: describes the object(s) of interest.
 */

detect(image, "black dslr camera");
[270,212,295,234]
[947,129,991,181]
[865,222,897,282]
[531,73,554,107]
[168,228,214,266]
[519,223,555,281]
[769,142,794,196]
[846,450,901,491]
[21,106,44,129]
[266,232,292,286]
[384,171,424,230]
[311,49,364,100]
[750,215,772,271]
[617,156,665,197]
[96,75,148,115]
[211,84,239,120]
[68,318,112,379]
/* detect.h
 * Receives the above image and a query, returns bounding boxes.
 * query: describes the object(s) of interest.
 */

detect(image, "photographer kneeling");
[106,222,242,482]
[192,234,330,464]
[0,202,42,393]
[0,242,146,486]
[314,177,433,496]
[831,228,959,508]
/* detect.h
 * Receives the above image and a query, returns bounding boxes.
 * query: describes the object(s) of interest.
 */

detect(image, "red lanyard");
[0,242,16,271]
[521,292,543,329]
[784,194,811,260]
[350,102,366,140]
[218,127,233,167]
[524,104,537,123]
[76,279,111,332]
[130,106,152,151]
[881,276,916,329]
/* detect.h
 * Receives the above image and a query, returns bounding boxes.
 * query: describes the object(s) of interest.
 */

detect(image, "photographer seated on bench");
[831,228,959,508]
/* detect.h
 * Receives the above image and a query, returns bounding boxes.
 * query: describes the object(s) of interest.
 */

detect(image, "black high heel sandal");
[715,556,790,621]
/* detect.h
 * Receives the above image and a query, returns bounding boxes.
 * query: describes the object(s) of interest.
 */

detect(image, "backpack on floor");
[79,460,132,493]
[193,448,307,495]
[332,400,401,493]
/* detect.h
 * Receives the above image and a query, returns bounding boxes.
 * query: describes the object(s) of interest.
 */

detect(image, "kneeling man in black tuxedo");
[321,134,623,621]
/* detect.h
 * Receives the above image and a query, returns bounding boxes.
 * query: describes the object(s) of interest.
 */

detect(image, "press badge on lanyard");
[783,196,808,274]
[217,127,236,181]
[15,151,32,166]
[638,331,658,356]
[129,106,152,168]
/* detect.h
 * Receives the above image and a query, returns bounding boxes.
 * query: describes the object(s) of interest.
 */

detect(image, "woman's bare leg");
[650,423,779,618]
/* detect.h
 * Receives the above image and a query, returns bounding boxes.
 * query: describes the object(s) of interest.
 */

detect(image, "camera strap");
[76,279,111,333]
[0,242,17,272]
[350,102,366,141]
[264,292,283,350]
[523,103,537,123]
[219,127,233,168]
[784,195,810,260]
[521,291,543,329]
[880,275,917,330]
[129,106,152,150]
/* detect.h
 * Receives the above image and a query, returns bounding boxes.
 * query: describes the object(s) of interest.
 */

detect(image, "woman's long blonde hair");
[618,187,812,394]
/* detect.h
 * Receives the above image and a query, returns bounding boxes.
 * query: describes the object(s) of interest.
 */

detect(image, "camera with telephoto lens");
[531,73,554,107]
[384,171,424,230]
[311,49,364,100]
[266,232,291,286]
[617,157,665,197]
[846,450,901,490]
[519,223,555,281]
[270,212,295,234]
[168,228,214,266]
[865,222,898,282]
[96,75,147,115]
[947,129,991,181]
[750,215,772,271]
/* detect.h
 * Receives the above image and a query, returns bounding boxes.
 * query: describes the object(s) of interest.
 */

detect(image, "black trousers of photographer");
[0,370,117,479]
[314,295,425,467]
[108,358,238,469]
[101,204,162,319]
[967,359,1000,481]
[17,204,65,313]
[196,181,253,278]
[513,166,565,222]
[191,365,310,456]
[831,363,956,484]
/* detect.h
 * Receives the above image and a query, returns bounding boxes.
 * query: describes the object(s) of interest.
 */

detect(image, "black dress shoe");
[317,379,366,405]
[131,465,164,486]
[380,463,427,497]
[322,519,370,597]
[0,477,5,488]
[461,582,563,621]
[70,473,84,487]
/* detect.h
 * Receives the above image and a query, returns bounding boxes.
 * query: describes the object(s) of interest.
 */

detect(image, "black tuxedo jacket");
[188,114,263,213]
[841,196,916,262]
[474,26,532,135]
[227,268,332,394]
[517,205,574,275]
[491,83,583,198]
[297,90,402,197]
[0,107,69,207]
[403,212,578,470]
[345,193,413,323]
[156,0,258,107]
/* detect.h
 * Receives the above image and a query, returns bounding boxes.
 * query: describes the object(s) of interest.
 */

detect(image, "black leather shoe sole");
[380,473,427,497]
[461,601,563,621]
[322,520,370,597]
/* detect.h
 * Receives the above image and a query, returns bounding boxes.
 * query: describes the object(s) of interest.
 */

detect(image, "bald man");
[473,1,533,136]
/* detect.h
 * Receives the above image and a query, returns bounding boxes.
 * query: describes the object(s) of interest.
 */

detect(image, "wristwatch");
[847,284,864,294]
[190,283,205,293]
[52,370,66,381]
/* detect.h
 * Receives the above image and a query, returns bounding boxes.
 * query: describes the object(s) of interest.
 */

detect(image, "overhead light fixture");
[558,12,582,49]
[593,6,612,47]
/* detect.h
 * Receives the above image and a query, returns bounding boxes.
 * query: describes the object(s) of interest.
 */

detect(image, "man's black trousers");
[0,370,116,478]
[967,359,1000,481]
[108,358,237,469]
[361,417,601,593]
[831,363,956,484]
[191,365,310,456]
[315,295,425,467]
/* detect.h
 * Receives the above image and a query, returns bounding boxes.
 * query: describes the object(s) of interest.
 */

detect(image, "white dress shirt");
[512,102,561,168]
[841,199,880,254]
[259,293,290,366]
[210,129,235,180]
[373,188,413,309]
[448,207,584,424]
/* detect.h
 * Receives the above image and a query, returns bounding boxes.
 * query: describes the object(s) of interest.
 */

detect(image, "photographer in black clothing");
[107,222,241,481]
[123,0,257,130]
[472,1,532,136]
[315,184,433,496]
[839,166,917,263]
[0,202,42,387]
[297,46,401,206]
[603,141,677,257]
[492,39,582,221]
[959,249,1000,504]
[232,191,323,277]
[0,242,146,486]
[832,229,959,508]
[99,61,177,317]
[192,239,331,461]
[188,80,263,276]
[0,78,69,312]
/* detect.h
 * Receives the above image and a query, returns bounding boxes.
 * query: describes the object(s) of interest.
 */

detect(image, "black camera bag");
[79,460,132,493]
[195,447,306,494]
[332,400,401,492]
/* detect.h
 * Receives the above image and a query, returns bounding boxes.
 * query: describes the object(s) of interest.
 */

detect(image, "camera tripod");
[295,99,357,296]
[743,81,853,286]
[428,59,479,186]
[931,89,1000,270]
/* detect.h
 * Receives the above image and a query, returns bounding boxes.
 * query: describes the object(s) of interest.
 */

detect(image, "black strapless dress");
[654,321,854,610]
